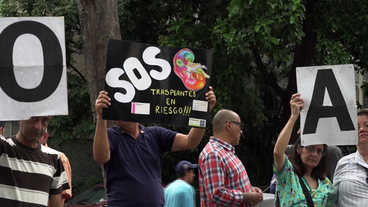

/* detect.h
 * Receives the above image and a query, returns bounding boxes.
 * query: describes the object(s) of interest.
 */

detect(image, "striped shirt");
[0,135,70,207]
[199,136,252,207]
[333,150,368,206]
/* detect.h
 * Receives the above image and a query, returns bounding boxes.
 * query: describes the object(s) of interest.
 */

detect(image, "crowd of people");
[271,93,368,207]
[1,87,367,207]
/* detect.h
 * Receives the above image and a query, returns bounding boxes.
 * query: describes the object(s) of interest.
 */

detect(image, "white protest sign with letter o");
[0,17,68,120]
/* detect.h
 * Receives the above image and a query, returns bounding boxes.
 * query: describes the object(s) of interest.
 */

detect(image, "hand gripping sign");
[296,64,357,146]
[103,39,212,128]
[0,17,68,120]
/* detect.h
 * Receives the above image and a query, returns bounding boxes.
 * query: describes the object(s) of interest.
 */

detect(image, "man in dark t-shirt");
[93,87,216,207]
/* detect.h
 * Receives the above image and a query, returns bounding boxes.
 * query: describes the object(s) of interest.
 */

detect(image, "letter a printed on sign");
[296,64,357,146]
[0,17,68,120]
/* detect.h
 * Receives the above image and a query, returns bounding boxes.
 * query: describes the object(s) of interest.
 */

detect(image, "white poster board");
[0,17,68,120]
[296,64,357,146]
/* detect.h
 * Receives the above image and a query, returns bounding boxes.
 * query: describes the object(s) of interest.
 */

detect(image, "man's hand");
[243,189,263,205]
[206,86,216,111]
[95,91,111,117]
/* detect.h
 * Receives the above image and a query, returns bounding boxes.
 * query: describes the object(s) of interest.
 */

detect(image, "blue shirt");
[104,125,176,207]
[164,179,195,207]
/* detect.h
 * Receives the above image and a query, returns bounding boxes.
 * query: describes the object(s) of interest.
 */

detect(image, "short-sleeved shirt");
[199,136,252,207]
[164,179,196,207]
[104,124,176,207]
[273,156,334,206]
[0,135,70,207]
[333,150,368,206]
[45,143,72,204]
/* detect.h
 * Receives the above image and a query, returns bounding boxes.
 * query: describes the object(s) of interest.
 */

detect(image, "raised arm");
[274,93,304,173]
[93,91,111,164]
[171,86,216,151]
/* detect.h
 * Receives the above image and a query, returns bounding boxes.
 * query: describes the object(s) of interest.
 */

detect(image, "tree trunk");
[77,0,121,120]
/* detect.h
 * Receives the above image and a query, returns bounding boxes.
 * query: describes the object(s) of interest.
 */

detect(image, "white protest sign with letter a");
[0,17,68,120]
[296,64,357,146]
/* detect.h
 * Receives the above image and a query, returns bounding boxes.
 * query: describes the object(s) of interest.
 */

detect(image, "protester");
[38,131,72,205]
[0,121,5,136]
[273,93,334,206]
[296,128,343,183]
[270,145,292,194]
[198,109,263,207]
[164,160,198,207]
[93,87,216,207]
[326,145,343,182]
[333,108,368,206]
[0,116,70,207]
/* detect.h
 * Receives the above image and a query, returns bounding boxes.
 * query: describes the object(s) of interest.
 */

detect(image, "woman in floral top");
[273,93,334,206]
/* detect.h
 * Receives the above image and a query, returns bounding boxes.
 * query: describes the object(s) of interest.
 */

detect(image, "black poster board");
[103,39,213,128]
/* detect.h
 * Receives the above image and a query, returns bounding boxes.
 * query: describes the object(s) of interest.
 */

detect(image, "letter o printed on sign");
[0,20,63,102]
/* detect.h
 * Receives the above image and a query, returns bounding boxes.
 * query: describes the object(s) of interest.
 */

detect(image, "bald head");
[213,109,239,133]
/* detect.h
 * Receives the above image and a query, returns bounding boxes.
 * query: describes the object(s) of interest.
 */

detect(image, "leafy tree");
[3,0,367,186]
[110,0,368,185]
[215,0,368,128]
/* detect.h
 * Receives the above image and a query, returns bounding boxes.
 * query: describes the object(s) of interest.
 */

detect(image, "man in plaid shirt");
[199,109,263,207]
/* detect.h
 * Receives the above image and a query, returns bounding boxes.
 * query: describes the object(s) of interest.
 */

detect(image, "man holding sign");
[93,87,216,207]
[0,117,70,207]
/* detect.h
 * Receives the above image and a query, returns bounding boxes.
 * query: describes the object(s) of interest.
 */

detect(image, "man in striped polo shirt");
[0,116,70,207]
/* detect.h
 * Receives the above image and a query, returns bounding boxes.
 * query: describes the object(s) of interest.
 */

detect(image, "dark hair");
[289,137,329,180]
[0,121,5,128]
[176,170,187,178]
[358,108,368,117]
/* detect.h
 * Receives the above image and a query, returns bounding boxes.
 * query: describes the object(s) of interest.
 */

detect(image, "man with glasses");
[198,109,263,207]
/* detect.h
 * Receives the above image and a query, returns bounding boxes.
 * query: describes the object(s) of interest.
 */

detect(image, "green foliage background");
[2,0,368,190]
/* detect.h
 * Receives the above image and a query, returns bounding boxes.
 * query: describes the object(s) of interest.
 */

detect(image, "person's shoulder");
[320,176,334,188]
[144,125,172,133]
[41,145,60,156]
[0,135,11,144]
[199,147,222,162]
[167,180,193,190]
[58,151,70,162]
[338,152,355,163]
[327,145,342,153]
[107,125,120,133]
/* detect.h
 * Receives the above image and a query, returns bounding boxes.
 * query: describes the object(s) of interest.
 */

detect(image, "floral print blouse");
[273,156,335,206]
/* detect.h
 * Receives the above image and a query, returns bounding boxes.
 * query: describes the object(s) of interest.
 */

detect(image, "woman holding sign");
[333,109,368,206]
[273,93,334,206]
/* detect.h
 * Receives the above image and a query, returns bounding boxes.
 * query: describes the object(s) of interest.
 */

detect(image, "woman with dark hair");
[273,93,334,206]
[333,108,368,206]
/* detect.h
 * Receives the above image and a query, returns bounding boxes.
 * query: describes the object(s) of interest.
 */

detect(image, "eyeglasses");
[302,146,325,156]
[227,120,243,130]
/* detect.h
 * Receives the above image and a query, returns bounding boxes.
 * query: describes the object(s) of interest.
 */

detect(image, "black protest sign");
[103,39,212,128]
[296,64,357,146]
